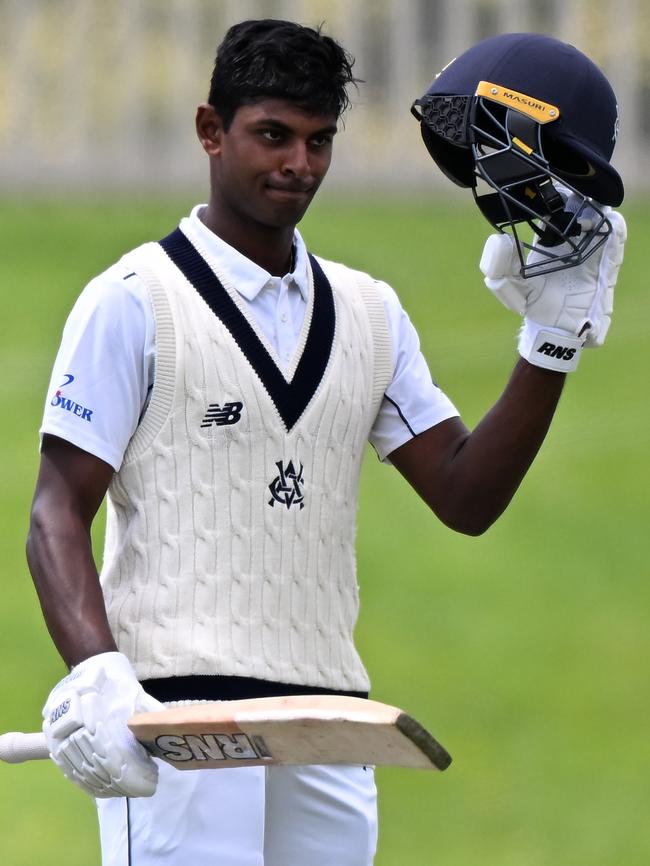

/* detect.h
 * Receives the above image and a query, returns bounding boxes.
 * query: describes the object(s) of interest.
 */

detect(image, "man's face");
[208,99,338,230]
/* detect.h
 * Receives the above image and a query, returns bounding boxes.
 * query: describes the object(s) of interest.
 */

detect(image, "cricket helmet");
[412,33,624,276]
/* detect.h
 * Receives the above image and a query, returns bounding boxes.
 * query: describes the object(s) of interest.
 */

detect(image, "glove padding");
[480,202,627,371]
[42,652,161,799]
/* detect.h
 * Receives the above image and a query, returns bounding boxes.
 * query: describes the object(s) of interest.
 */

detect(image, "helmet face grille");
[414,92,614,277]
[469,97,612,276]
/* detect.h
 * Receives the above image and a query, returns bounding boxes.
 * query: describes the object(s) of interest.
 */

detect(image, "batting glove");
[42,652,161,799]
[480,198,627,372]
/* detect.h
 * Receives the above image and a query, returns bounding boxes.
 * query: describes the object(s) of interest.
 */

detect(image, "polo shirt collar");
[180,204,310,303]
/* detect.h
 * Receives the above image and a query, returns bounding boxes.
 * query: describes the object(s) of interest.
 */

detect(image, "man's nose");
[281,141,311,177]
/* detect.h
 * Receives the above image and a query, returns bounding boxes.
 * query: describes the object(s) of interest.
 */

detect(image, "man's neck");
[198,204,295,277]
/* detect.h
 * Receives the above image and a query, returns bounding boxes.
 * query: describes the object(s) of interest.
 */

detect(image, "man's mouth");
[265,181,314,197]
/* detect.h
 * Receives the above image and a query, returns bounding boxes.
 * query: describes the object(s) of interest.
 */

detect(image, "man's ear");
[196,104,223,156]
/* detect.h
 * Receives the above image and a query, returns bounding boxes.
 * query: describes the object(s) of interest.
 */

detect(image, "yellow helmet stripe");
[512,136,534,155]
[475,80,560,124]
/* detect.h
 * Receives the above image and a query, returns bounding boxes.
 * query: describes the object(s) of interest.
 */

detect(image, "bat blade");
[129,695,452,771]
[0,696,452,773]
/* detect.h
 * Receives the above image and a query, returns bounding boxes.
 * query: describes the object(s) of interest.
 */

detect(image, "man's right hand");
[42,652,160,798]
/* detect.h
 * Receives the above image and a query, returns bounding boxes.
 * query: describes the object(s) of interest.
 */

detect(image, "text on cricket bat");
[154,732,271,762]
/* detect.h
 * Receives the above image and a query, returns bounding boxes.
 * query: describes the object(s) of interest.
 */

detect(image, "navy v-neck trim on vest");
[159,228,335,431]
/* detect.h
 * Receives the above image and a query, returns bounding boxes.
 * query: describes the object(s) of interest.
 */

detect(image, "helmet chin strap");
[531,178,583,247]
[535,201,581,247]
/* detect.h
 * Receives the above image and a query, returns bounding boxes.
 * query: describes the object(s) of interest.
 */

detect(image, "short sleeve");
[368,281,459,461]
[39,264,155,471]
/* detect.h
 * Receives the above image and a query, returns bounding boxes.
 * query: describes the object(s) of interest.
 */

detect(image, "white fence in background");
[0,0,647,195]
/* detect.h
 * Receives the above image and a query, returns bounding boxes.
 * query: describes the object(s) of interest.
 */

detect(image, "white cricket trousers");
[97,760,378,865]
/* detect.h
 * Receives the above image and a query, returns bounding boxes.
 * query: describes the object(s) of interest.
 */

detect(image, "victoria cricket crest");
[268,460,305,510]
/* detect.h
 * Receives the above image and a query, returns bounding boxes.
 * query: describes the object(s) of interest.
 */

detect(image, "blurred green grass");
[0,195,647,865]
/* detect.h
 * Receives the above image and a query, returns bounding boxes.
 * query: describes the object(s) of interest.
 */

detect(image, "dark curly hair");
[208,19,358,129]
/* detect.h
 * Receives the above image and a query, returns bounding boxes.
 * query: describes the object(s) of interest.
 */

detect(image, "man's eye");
[261,129,283,142]
[311,135,333,148]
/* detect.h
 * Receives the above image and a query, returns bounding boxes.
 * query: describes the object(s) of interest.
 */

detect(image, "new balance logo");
[201,401,244,427]
[537,341,577,362]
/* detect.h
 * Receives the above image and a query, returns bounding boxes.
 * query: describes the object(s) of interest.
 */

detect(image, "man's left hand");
[480,202,627,372]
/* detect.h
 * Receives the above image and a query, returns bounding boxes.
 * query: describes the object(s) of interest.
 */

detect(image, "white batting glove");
[480,201,627,372]
[42,652,161,799]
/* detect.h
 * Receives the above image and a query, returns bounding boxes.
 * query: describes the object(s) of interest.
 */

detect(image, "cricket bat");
[0,694,451,771]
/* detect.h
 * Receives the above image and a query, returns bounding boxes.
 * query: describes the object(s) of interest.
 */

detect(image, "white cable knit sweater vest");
[100,235,392,692]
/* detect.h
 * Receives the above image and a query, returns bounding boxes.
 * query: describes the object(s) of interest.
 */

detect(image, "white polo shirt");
[40,205,458,470]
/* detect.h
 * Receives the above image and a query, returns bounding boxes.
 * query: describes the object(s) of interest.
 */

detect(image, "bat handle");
[0,732,50,763]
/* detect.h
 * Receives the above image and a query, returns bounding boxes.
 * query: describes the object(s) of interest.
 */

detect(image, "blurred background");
[0,2,648,865]
[0,0,648,194]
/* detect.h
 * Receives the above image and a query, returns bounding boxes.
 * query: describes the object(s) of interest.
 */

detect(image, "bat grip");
[0,732,50,763]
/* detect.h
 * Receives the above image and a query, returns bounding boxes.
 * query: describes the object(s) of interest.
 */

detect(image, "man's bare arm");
[390,359,565,536]
[26,434,117,668]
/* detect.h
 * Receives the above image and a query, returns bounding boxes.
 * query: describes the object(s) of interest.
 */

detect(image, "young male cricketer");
[27,19,625,866]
